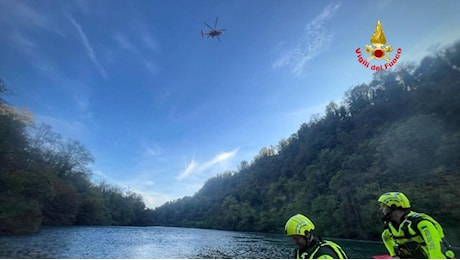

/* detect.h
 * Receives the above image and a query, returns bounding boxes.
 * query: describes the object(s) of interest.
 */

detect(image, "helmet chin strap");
[382,211,392,224]
[304,232,313,246]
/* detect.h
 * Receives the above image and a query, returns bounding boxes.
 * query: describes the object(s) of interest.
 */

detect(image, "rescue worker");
[378,191,455,259]
[284,214,348,259]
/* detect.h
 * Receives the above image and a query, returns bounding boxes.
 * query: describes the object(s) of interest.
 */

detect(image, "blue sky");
[1,0,459,208]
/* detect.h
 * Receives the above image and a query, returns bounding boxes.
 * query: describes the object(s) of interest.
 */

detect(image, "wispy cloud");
[35,113,87,141]
[143,60,160,74]
[68,15,108,80]
[141,34,161,55]
[113,33,140,55]
[113,30,160,75]
[176,148,239,180]
[0,1,77,82]
[0,1,65,36]
[177,159,198,180]
[142,144,162,158]
[273,1,341,76]
[10,31,35,48]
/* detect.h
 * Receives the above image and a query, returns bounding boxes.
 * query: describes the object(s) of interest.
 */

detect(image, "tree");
[149,40,460,245]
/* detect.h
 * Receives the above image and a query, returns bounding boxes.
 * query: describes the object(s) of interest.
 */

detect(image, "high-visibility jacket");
[381,211,455,259]
[293,238,348,259]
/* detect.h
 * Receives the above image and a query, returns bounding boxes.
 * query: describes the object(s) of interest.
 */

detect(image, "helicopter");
[201,17,226,41]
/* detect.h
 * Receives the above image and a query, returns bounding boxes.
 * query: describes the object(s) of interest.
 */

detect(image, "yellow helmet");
[285,214,315,236]
[378,192,411,209]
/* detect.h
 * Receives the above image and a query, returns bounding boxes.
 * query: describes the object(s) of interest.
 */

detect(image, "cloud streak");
[0,1,65,36]
[177,159,197,180]
[68,15,108,80]
[273,1,341,76]
[177,148,239,180]
[113,31,160,75]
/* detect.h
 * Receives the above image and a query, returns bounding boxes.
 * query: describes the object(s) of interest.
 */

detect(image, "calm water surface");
[0,226,392,258]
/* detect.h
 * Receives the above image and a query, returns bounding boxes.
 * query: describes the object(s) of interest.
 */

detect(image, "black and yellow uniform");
[293,237,348,259]
[382,211,455,259]
[285,214,348,259]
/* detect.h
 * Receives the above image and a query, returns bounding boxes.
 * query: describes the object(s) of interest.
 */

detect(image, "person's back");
[293,237,347,259]
[378,192,455,259]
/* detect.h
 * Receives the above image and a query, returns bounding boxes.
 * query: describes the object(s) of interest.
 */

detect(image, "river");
[0,226,437,258]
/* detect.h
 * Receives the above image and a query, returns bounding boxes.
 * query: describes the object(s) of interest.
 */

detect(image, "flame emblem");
[365,20,392,61]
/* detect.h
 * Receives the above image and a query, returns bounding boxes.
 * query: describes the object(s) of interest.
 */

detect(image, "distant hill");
[150,39,460,245]
[2,40,459,245]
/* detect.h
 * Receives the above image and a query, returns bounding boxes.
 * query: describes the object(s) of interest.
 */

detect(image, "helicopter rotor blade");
[215,17,218,29]
[205,22,213,30]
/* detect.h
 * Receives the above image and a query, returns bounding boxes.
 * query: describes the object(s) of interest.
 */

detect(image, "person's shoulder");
[319,240,347,258]
[316,254,335,259]
[407,211,440,234]
[408,211,434,219]
[408,211,437,224]
[322,240,341,246]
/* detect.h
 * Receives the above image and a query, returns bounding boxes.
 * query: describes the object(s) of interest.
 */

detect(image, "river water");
[0,226,404,258]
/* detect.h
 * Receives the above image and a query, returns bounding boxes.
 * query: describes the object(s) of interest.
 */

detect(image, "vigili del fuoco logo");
[356,20,402,71]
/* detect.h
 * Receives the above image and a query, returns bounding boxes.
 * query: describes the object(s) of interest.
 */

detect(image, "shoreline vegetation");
[1,40,460,246]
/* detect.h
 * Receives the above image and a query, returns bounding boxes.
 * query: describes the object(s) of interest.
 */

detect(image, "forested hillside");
[0,84,155,235]
[2,40,459,245]
[151,40,460,245]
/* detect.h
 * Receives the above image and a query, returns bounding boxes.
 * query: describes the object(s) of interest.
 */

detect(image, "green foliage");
[150,39,460,245]
[2,39,460,245]
[75,186,108,225]
[0,194,42,235]
[0,82,153,235]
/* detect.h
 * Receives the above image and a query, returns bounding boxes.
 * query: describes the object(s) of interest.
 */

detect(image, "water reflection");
[2,226,452,259]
